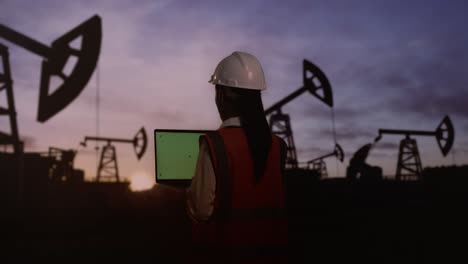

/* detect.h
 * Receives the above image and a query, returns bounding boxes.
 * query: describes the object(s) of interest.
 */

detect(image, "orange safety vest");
[192,127,288,249]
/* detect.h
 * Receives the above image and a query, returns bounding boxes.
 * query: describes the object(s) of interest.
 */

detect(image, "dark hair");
[217,85,272,182]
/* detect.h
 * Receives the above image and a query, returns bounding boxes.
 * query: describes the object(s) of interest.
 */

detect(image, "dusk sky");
[1,0,467,184]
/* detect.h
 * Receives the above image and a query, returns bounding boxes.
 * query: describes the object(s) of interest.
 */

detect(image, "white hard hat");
[209,51,267,90]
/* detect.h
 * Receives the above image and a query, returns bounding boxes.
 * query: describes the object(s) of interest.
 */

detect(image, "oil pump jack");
[375,115,454,181]
[0,15,101,155]
[0,16,101,204]
[305,143,344,178]
[80,127,147,182]
[264,60,334,169]
[0,15,102,122]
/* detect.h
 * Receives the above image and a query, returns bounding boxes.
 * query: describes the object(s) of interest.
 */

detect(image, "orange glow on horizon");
[129,172,155,192]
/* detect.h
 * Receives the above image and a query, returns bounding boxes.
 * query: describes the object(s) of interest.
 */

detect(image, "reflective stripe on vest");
[192,127,288,247]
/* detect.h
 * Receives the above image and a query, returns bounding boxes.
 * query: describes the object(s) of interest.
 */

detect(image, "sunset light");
[1,1,466,261]
[129,172,154,192]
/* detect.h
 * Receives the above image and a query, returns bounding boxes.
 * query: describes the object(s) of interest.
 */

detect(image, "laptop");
[154,129,212,186]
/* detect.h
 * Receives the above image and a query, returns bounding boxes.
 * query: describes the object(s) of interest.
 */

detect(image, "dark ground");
[1,171,468,263]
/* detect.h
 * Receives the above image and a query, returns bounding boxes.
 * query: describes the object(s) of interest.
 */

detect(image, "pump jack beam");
[265,59,333,115]
[308,144,344,164]
[0,15,102,122]
[81,127,147,160]
[375,115,454,156]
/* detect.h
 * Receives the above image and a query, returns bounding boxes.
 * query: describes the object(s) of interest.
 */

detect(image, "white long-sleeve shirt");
[186,117,241,221]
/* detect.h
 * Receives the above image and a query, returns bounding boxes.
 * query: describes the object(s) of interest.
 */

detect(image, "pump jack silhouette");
[0,15,102,156]
[375,115,454,181]
[0,16,102,206]
[305,143,344,178]
[80,127,147,182]
[265,60,334,169]
[0,15,102,123]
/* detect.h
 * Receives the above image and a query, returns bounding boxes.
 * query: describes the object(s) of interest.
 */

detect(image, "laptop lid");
[154,129,212,186]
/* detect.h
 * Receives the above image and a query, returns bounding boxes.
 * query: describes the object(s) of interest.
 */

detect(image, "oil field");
[1,1,468,263]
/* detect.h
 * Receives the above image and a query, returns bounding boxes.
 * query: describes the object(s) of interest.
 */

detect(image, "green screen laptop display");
[154,129,211,184]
